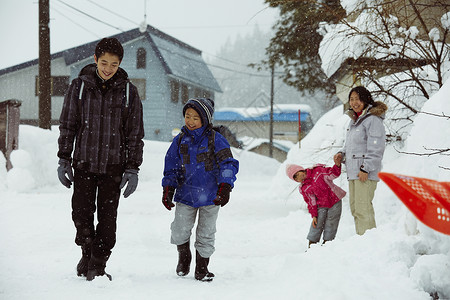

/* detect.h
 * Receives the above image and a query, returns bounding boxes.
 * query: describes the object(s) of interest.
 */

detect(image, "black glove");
[57,158,74,188]
[119,169,139,198]
[213,183,232,207]
[162,186,175,210]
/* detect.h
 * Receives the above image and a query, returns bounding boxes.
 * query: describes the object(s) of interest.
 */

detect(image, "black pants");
[72,168,123,259]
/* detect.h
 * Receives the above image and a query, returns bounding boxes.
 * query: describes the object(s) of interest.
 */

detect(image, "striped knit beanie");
[183,98,215,126]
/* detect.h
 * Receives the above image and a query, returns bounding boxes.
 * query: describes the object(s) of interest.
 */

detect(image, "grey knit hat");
[183,98,215,126]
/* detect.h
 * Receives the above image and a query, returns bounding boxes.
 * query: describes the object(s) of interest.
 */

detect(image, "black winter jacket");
[58,64,144,174]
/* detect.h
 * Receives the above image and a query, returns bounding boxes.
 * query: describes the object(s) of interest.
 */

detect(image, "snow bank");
[401,78,450,180]
[271,78,450,298]
[0,81,449,299]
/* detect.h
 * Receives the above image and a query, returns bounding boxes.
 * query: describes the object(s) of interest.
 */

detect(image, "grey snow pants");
[307,200,342,243]
[170,202,220,258]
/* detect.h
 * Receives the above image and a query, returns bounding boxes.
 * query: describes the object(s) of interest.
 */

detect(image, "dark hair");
[95,38,124,61]
[349,86,374,108]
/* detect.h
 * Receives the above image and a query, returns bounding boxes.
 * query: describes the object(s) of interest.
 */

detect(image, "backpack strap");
[194,129,217,172]
[78,81,85,100]
[78,79,133,131]
[125,82,130,108]
[78,80,130,106]
[76,80,85,124]
[207,129,216,168]
[177,129,217,174]
[121,82,133,130]
[177,131,188,175]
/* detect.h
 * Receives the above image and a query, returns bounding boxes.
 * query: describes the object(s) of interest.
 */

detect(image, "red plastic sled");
[378,172,450,235]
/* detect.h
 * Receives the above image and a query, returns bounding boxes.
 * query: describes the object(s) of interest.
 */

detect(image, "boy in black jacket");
[57,37,144,281]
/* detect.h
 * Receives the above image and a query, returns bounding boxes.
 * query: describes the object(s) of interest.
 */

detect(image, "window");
[193,88,211,99]
[170,80,201,104]
[136,48,147,69]
[35,76,70,96]
[130,78,146,101]
[181,83,189,104]
[194,88,202,98]
[170,80,180,103]
[203,90,211,99]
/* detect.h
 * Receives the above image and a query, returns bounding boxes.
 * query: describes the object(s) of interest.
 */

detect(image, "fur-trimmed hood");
[346,101,388,122]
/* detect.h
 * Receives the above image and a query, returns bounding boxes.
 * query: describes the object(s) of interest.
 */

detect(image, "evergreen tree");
[209,25,328,121]
[264,0,345,100]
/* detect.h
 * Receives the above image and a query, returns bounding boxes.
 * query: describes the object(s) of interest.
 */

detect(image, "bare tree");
[321,0,449,140]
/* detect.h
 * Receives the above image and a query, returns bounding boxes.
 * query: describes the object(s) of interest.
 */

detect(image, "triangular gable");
[147,26,221,92]
[0,25,221,92]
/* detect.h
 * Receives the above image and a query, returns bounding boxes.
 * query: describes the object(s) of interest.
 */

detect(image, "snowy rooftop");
[0,25,221,93]
[319,5,450,78]
[240,136,295,153]
[214,104,312,122]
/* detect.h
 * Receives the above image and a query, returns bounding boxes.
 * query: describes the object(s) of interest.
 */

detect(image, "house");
[0,25,221,142]
[213,104,314,144]
[331,57,429,108]
[325,0,446,107]
[240,136,294,163]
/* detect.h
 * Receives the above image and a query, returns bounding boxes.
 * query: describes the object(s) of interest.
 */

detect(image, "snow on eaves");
[319,7,450,79]
[319,11,398,78]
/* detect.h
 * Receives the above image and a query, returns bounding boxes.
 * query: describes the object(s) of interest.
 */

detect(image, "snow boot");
[176,241,192,276]
[308,240,317,248]
[86,255,112,281]
[76,244,91,277]
[194,251,214,282]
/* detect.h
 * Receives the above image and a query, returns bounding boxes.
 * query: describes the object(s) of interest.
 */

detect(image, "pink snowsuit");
[295,164,346,218]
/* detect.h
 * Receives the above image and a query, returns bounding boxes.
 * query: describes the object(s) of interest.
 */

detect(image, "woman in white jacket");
[334,86,388,235]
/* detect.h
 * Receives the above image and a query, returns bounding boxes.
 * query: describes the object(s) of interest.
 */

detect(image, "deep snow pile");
[269,78,450,298]
[0,81,449,299]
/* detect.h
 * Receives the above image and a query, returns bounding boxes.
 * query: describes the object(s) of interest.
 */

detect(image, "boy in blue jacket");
[162,98,239,281]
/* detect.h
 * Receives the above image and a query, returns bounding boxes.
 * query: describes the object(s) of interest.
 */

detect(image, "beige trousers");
[349,179,378,235]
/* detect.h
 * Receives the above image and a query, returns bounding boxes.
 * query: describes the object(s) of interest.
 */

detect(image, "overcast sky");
[0,0,279,70]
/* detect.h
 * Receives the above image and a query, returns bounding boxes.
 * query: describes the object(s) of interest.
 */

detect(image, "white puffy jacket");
[341,101,388,181]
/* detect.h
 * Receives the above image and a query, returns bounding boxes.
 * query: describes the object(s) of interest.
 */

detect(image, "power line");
[156,24,274,30]
[51,5,100,38]
[246,6,273,25]
[154,42,272,77]
[79,0,274,31]
[55,0,125,32]
[51,1,278,78]
[207,62,271,77]
[85,0,140,26]
[203,51,254,68]
[51,1,273,72]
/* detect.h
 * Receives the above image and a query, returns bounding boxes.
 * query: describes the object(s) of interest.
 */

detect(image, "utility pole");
[269,64,274,158]
[39,0,51,129]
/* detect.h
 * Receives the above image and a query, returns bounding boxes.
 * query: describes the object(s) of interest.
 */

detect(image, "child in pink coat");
[286,155,346,247]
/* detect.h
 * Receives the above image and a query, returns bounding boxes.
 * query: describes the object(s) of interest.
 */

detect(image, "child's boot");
[86,254,112,281]
[194,250,214,282]
[176,241,192,276]
[76,244,91,277]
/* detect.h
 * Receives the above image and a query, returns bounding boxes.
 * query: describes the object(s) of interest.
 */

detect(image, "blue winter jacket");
[162,125,239,208]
